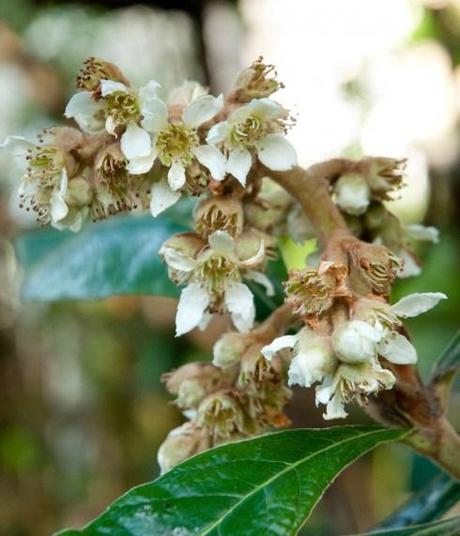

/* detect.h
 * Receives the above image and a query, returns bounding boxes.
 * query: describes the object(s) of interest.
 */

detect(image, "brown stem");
[266,163,351,245]
[253,303,295,343]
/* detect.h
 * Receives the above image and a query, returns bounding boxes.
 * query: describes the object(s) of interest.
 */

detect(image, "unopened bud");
[333,173,370,216]
[157,422,210,474]
[66,177,93,206]
[332,320,382,364]
[163,363,228,409]
[212,332,248,369]
[244,177,292,232]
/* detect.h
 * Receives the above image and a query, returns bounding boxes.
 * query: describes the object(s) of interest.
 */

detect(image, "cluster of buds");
[323,157,439,278]
[157,331,291,473]
[263,258,446,419]
[2,56,297,230]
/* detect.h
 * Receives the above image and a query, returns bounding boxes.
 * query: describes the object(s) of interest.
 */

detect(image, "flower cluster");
[157,331,291,473]
[2,56,296,231]
[2,57,446,473]
[262,261,446,419]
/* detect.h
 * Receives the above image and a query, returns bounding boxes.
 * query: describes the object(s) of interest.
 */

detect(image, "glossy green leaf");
[359,515,460,536]
[15,214,186,300]
[375,472,460,529]
[430,331,460,386]
[57,425,405,536]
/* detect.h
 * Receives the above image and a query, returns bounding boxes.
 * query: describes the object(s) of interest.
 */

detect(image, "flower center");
[105,91,140,127]
[231,115,267,147]
[156,123,198,166]
[197,255,239,297]
[26,146,64,187]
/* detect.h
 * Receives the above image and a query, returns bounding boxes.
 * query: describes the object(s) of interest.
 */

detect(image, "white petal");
[261,335,297,361]
[183,94,223,128]
[51,171,69,223]
[175,283,210,336]
[245,270,275,297]
[105,116,117,136]
[247,98,284,119]
[0,135,34,156]
[397,249,421,278]
[390,292,447,318]
[208,230,234,254]
[323,393,348,420]
[161,247,196,272]
[256,133,297,171]
[121,122,153,160]
[140,97,169,133]
[100,80,129,96]
[379,332,417,365]
[138,80,161,104]
[225,282,255,333]
[227,148,252,186]
[239,240,264,268]
[168,161,186,191]
[192,145,226,181]
[206,121,230,145]
[405,224,440,243]
[150,179,181,217]
[65,91,98,118]
[126,151,156,175]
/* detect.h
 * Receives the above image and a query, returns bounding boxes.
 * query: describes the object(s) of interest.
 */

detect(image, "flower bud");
[233,57,283,102]
[195,196,244,238]
[332,320,382,364]
[244,177,292,232]
[212,332,248,369]
[163,363,228,409]
[157,422,210,474]
[66,177,93,206]
[333,173,370,216]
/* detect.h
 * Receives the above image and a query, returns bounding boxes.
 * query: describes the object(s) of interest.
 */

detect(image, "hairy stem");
[267,163,351,245]
[268,159,460,480]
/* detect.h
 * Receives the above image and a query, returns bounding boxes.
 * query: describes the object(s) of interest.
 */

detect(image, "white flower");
[316,360,395,420]
[1,134,84,230]
[354,292,447,365]
[64,91,106,133]
[160,230,271,336]
[120,86,224,215]
[206,98,297,186]
[333,173,370,216]
[262,327,335,388]
[404,224,439,244]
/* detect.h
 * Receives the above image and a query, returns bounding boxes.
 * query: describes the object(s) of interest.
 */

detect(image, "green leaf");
[375,472,460,530]
[359,515,460,536]
[278,236,317,270]
[430,330,460,387]
[15,214,186,301]
[57,425,405,536]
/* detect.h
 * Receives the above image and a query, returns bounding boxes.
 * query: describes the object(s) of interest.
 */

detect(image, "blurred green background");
[0,1,459,534]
